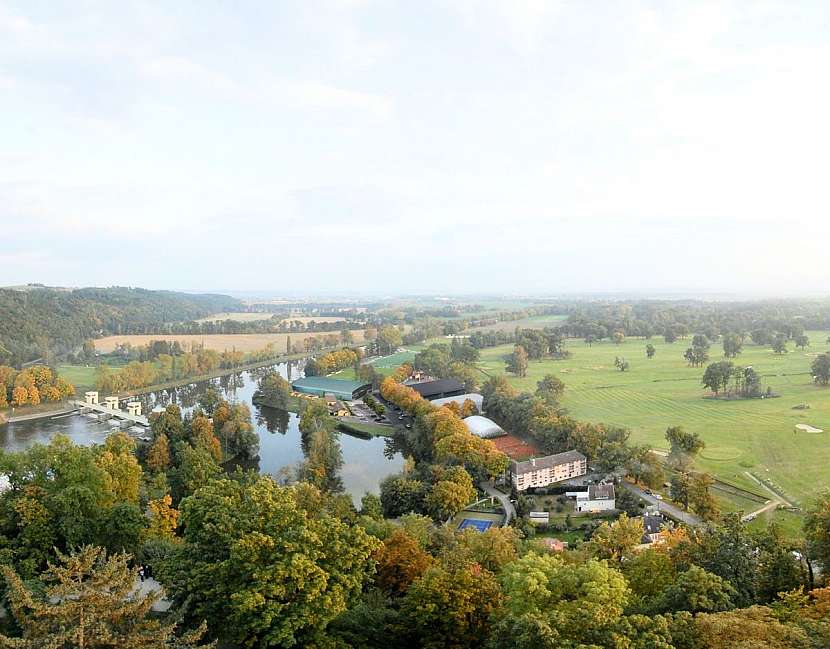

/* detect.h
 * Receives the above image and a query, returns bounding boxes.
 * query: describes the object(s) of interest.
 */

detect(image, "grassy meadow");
[477,331,830,533]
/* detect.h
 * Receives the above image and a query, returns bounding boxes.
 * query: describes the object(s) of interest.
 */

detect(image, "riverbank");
[0,401,77,424]
[110,349,314,398]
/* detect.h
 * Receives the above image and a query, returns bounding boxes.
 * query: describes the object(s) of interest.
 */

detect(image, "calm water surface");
[0,361,403,503]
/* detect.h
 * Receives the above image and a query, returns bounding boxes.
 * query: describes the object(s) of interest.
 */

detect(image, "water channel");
[0,361,403,503]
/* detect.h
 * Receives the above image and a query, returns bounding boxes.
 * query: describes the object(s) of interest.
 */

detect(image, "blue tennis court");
[458,518,494,532]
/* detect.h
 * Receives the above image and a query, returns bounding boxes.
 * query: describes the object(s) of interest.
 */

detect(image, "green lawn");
[56,365,98,391]
[337,420,394,437]
[479,331,830,533]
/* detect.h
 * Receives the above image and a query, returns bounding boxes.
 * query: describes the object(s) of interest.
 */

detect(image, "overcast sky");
[2,1,830,296]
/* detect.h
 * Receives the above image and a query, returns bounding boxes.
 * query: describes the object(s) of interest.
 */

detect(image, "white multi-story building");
[510,450,587,491]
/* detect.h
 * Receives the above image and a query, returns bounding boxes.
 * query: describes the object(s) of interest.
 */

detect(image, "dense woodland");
[0,286,240,366]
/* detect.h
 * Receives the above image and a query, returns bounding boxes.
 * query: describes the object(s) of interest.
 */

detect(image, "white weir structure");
[73,391,149,428]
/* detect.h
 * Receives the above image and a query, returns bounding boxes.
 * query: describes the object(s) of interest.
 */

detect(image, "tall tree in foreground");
[1,545,210,649]
[158,477,378,648]
[490,552,630,649]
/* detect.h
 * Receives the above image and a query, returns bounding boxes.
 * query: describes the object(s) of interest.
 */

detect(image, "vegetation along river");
[0,361,403,504]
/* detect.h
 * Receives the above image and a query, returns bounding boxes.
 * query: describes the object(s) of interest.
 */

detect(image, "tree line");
[0,365,75,408]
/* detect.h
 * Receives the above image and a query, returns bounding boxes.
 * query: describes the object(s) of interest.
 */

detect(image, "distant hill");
[0,286,242,366]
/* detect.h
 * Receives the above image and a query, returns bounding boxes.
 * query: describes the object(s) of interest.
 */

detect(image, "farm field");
[478,331,830,533]
[467,314,568,333]
[195,312,277,323]
[93,330,366,354]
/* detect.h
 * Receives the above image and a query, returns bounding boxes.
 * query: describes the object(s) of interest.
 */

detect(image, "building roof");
[431,393,484,410]
[409,378,465,398]
[291,376,370,394]
[462,415,506,439]
[540,537,567,551]
[586,484,615,500]
[641,514,663,534]
[511,450,587,475]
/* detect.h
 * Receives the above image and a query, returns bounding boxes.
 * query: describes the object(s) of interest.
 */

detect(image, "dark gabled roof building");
[409,378,465,400]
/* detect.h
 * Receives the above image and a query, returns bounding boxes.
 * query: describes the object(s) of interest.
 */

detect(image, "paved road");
[621,480,703,527]
[480,482,516,526]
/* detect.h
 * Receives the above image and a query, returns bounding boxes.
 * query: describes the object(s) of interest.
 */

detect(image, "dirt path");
[740,471,791,521]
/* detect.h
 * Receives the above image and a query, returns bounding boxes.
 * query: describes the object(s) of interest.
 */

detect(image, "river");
[0,361,403,504]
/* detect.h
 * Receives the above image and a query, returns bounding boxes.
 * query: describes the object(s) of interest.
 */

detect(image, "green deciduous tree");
[491,552,630,649]
[401,562,501,649]
[506,345,529,378]
[159,477,379,648]
[811,353,830,386]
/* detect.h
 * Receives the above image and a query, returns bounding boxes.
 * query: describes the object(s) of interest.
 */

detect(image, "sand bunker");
[795,423,824,433]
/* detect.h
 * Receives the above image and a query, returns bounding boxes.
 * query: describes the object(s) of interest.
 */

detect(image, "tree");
[652,565,736,614]
[147,433,172,472]
[805,492,830,573]
[587,513,644,563]
[170,443,221,502]
[380,475,426,517]
[147,494,180,540]
[812,353,830,386]
[795,334,810,351]
[684,334,710,367]
[686,514,759,607]
[425,467,476,521]
[213,401,258,461]
[646,343,656,359]
[298,399,343,493]
[772,333,788,354]
[506,345,528,378]
[689,472,719,520]
[96,432,142,505]
[401,562,501,649]
[722,333,743,358]
[702,360,734,395]
[626,445,665,488]
[671,473,691,510]
[695,606,809,649]
[0,545,209,649]
[491,553,629,649]
[665,426,704,469]
[378,326,403,354]
[622,549,677,611]
[614,356,630,372]
[664,328,678,344]
[612,331,625,345]
[159,477,378,648]
[374,528,434,596]
[536,374,565,402]
[253,370,291,409]
[441,527,520,574]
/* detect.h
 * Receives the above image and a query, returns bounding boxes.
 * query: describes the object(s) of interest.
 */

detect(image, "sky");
[2,1,830,297]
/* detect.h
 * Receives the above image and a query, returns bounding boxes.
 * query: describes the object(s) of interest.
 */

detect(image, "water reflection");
[0,360,403,503]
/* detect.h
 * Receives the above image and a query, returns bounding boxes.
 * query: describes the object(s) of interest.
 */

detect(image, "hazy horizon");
[3,1,830,295]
